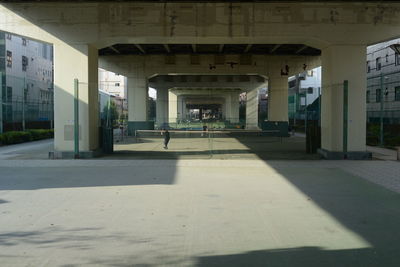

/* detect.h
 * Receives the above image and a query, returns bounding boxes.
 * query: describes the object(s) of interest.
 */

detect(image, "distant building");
[0,31,54,133]
[288,66,321,124]
[99,68,127,98]
[366,39,400,124]
[98,68,127,122]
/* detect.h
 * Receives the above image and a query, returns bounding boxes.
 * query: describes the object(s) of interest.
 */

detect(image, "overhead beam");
[192,44,197,53]
[134,44,146,54]
[244,44,252,53]
[219,44,224,53]
[270,44,281,53]
[110,46,120,54]
[163,44,170,53]
[295,45,308,54]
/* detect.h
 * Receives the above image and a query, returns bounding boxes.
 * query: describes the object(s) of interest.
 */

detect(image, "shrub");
[0,131,32,145]
[27,129,54,140]
[0,129,54,145]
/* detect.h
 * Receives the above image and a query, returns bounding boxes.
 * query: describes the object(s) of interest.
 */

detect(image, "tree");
[103,100,119,127]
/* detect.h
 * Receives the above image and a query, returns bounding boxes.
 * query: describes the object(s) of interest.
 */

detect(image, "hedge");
[0,129,54,145]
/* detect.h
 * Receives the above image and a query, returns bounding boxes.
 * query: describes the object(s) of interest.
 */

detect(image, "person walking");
[163,129,170,149]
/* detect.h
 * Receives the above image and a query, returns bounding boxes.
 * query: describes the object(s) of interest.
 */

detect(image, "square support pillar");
[230,92,240,123]
[168,91,178,125]
[224,94,232,122]
[156,88,169,129]
[51,43,100,158]
[319,45,371,159]
[268,76,289,122]
[246,88,259,129]
[127,75,153,134]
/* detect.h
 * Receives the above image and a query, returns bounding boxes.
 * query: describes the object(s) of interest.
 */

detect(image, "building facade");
[366,39,400,124]
[0,31,54,133]
[288,66,322,125]
[98,68,127,122]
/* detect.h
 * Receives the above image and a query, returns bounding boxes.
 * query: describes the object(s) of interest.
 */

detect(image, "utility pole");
[0,72,3,134]
[22,77,26,131]
[74,79,79,159]
[380,73,384,147]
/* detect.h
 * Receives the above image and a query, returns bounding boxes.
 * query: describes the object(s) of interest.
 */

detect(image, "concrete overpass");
[1,0,399,158]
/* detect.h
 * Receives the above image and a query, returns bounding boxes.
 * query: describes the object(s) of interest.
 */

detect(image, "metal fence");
[1,73,54,132]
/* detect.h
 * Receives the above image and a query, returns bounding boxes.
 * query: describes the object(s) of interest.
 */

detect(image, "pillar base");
[49,150,102,159]
[318,149,372,160]
[128,121,155,135]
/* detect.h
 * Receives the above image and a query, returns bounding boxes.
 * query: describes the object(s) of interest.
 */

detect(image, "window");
[396,54,400,66]
[386,54,389,62]
[367,90,370,103]
[376,89,381,102]
[115,83,120,87]
[22,38,26,46]
[367,61,371,73]
[307,87,313,94]
[6,33,11,40]
[22,56,28,71]
[395,86,400,101]
[6,50,12,68]
[376,57,382,71]
[42,44,48,59]
[307,70,314,77]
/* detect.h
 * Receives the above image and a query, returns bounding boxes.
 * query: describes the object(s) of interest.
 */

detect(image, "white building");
[288,66,322,123]
[98,68,128,122]
[98,68,127,98]
[1,31,53,132]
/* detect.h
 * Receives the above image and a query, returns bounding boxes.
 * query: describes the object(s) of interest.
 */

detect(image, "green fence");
[1,73,54,132]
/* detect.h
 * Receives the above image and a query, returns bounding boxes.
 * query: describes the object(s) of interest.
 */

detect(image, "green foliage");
[26,129,54,141]
[103,101,119,126]
[0,129,54,145]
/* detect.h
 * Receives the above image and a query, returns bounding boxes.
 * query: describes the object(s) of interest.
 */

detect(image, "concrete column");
[224,94,232,122]
[320,45,370,159]
[268,76,288,122]
[230,92,240,123]
[168,91,178,124]
[177,95,183,121]
[246,88,259,129]
[177,96,188,121]
[156,88,169,128]
[52,43,99,158]
[127,71,152,134]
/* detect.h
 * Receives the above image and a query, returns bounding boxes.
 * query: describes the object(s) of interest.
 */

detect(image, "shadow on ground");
[0,164,177,190]
[193,165,400,267]
[109,135,320,160]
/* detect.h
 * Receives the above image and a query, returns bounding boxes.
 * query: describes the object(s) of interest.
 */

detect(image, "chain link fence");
[1,73,54,132]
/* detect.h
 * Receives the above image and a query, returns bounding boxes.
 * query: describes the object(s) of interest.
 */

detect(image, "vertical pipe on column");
[343,80,348,157]
[380,73,384,147]
[22,77,26,131]
[0,72,3,134]
[74,79,79,159]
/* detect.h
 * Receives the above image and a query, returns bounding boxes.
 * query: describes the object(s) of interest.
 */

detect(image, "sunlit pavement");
[1,159,400,266]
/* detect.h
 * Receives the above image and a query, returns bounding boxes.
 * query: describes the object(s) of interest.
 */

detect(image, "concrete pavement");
[1,158,400,266]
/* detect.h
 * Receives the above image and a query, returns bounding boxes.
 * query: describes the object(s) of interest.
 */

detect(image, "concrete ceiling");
[99,44,321,56]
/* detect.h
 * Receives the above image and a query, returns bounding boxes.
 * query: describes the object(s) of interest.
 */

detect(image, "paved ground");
[367,145,399,161]
[1,139,400,266]
[0,139,53,160]
[111,135,320,160]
